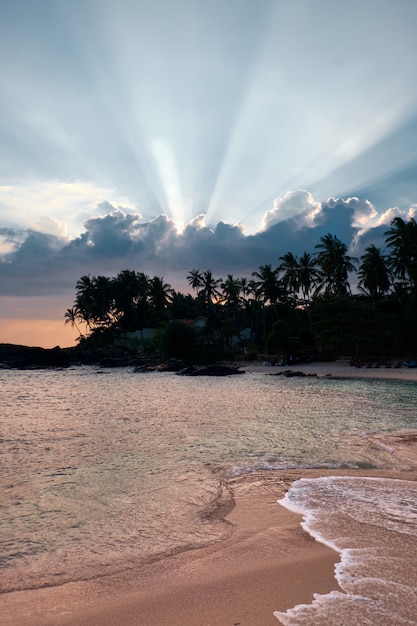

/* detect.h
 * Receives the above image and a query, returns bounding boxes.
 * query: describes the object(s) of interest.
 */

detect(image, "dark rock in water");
[133,364,157,373]
[177,364,244,377]
[156,358,185,372]
[272,369,317,378]
[133,358,185,373]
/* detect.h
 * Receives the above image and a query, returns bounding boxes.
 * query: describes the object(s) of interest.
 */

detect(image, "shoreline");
[4,467,417,626]
[2,365,417,625]
[237,359,417,383]
[2,471,341,626]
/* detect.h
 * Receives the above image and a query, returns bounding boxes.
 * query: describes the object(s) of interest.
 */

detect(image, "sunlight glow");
[203,4,417,231]
[149,138,191,226]
[0,181,137,237]
[2,0,417,243]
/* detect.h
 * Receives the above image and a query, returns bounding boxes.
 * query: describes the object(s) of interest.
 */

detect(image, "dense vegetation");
[65,217,417,362]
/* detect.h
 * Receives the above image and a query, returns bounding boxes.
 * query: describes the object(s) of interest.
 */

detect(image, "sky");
[1,0,417,347]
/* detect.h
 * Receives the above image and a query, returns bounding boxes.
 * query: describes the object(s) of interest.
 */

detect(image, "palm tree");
[113,270,149,331]
[251,264,282,305]
[148,276,173,322]
[385,217,417,293]
[199,270,222,309]
[169,291,204,319]
[64,306,84,339]
[240,278,262,339]
[239,277,250,299]
[187,269,203,295]
[74,275,96,330]
[220,275,243,309]
[358,245,392,298]
[314,234,357,295]
[220,275,245,349]
[278,252,300,298]
[298,252,320,302]
[245,279,261,301]
[251,264,283,344]
[91,275,117,327]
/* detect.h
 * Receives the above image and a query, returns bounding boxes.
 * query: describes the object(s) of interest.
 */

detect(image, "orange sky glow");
[0,318,78,349]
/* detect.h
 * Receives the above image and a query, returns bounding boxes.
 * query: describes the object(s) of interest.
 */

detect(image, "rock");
[0,344,70,369]
[272,369,317,378]
[132,359,163,372]
[156,358,185,372]
[177,364,245,377]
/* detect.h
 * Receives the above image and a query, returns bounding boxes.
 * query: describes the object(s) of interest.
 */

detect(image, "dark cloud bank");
[0,193,404,298]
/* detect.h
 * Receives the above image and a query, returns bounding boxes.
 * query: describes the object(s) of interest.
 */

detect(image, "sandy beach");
[2,362,417,626]
[239,358,417,383]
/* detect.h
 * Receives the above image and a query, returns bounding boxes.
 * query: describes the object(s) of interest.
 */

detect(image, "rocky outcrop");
[0,343,145,369]
[0,344,70,369]
[177,364,244,376]
[272,369,317,378]
[133,358,185,373]
[0,343,244,373]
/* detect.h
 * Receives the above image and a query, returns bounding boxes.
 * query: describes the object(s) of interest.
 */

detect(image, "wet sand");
[2,363,417,626]
[3,473,340,626]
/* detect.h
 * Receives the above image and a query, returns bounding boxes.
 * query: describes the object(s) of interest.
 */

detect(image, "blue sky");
[1,0,417,346]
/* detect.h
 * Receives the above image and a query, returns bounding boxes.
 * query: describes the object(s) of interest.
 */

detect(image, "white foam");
[275,476,417,624]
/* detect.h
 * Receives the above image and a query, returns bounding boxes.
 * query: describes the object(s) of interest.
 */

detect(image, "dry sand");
[2,362,417,626]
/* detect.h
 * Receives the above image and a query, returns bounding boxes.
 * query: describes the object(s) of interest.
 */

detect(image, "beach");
[2,362,417,625]
[4,467,417,626]
[239,358,417,382]
[2,470,339,626]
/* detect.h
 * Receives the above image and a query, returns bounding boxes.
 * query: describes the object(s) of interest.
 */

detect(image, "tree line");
[65,216,417,361]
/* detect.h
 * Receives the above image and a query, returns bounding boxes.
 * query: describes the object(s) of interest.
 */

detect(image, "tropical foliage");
[65,219,417,360]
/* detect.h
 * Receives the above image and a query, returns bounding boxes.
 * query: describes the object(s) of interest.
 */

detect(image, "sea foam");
[275,476,417,625]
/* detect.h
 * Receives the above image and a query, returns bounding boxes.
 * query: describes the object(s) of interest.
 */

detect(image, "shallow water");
[1,366,417,612]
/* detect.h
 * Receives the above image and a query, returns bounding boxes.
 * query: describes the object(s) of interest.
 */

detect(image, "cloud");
[349,205,417,255]
[376,206,417,227]
[30,215,68,237]
[260,190,322,231]
[0,181,138,237]
[0,226,25,257]
[324,197,377,226]
[0,191,411,300]
[81,209,141,256]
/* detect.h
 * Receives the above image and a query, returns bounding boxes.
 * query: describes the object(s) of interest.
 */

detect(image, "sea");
[1,365,417,624]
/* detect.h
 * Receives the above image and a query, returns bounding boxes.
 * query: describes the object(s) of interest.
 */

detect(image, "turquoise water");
[1,366,417,623]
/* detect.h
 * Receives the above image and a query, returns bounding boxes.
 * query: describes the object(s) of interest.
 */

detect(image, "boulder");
[177,364,244,376]
[272,369,317,378]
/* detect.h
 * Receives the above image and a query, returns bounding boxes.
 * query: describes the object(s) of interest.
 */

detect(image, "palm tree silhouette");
[385,217,417,293]
[278,252,300,298]
[199,270,222,309]
[64,306,84,339]
[251,264,282,306]
[314,234,357,295]
[148,276,173,321]
[187,269,203,295]
[358,245,391,298]
[298,252,320,302]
